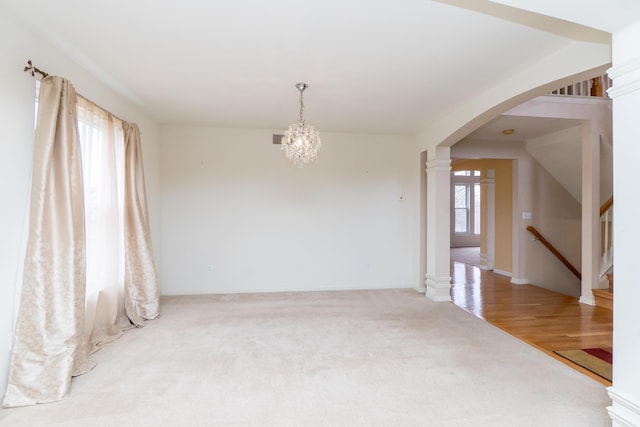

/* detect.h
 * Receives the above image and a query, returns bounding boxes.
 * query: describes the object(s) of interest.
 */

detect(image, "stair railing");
[548,74,612,98]
[526,226,581,280]
[600,196,613,276]
[526,197,613,285]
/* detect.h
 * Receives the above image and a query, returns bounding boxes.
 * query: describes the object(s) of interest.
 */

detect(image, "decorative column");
[480,169,495,271]
[425,147,451,302]
[606,21,640,427]
[578,119,601,306]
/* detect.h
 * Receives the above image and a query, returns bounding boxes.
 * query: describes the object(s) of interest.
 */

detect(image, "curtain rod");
[23,59,132,127]
[24,60,49,79]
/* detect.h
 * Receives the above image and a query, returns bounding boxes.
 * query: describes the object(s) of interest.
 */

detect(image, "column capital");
[479,177,495,186]
[425,158,451,173]
[607,57,640,98]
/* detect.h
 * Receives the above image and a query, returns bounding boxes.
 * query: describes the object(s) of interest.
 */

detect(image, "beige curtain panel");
[3,77,95,407]
[4,76,160,408]
[123,123,160,326]
[122,122,160,327]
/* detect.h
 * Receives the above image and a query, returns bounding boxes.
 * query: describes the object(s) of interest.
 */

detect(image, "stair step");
[593,288,613,310]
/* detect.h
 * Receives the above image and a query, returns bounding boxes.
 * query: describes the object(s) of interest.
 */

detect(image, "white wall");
[452,139,581,295]
[526,126,583,203]
[526,159,582,296]
[608,19,640,426]
[0,8,161,401]
[527,126,613,206]
[160,126,418,295]
[507,96,613,206]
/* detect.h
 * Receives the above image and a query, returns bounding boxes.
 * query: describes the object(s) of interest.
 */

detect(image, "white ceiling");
[487,0,640,33]
[3,0,637,137]
[462,115,583,142]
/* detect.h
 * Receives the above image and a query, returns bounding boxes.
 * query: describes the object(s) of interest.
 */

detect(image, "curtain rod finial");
[24,59,49,79]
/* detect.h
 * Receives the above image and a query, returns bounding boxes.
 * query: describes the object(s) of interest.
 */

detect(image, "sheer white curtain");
[76,97,130,352]
[78,105,160,336]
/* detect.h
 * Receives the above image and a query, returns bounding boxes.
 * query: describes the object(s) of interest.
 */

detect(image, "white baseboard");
[160,283,411,296]
[511,277,529,285]
[493,269,511,277]
[608,387,640,427]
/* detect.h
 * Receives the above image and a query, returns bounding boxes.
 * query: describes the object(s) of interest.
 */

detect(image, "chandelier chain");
[299,86,305,122]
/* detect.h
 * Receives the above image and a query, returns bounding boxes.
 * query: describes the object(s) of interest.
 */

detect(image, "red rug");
[554,347,612,381]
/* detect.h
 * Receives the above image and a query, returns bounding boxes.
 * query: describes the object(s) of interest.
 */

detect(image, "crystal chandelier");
[282,83,321,167]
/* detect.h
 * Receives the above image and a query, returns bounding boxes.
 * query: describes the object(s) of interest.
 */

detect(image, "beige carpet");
[0,289,610,426]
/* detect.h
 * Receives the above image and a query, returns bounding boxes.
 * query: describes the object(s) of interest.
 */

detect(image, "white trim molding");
[607,58,640,99]
[425,275,452,302]
[608,387,640,427]
[510,277,529,285]
[480,171,496,273]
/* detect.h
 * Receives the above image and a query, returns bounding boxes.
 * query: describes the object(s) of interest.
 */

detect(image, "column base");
[608,387,640,427]
[425,275,452,302]
[480,253,495,271]
[579,295,596,306]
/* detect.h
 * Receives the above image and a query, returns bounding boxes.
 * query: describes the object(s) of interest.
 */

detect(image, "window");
[451,170,481,238]
[474,182,481,235]
[454,184,469,233]
[453,170,481,177]
[34,80,40,126]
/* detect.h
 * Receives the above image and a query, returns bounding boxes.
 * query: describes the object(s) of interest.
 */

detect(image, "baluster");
[604,210,609,259]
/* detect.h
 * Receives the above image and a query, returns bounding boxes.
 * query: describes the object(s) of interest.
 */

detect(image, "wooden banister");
[600,196,613,217]
[526,226,582,280]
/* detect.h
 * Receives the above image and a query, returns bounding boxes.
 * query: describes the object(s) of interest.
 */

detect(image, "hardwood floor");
[450,260,613,385]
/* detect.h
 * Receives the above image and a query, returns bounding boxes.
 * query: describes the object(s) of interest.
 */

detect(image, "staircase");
[527,196,613,310]
[593,273,613,310]
[593,198,613,310]
[522,76,614,309]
